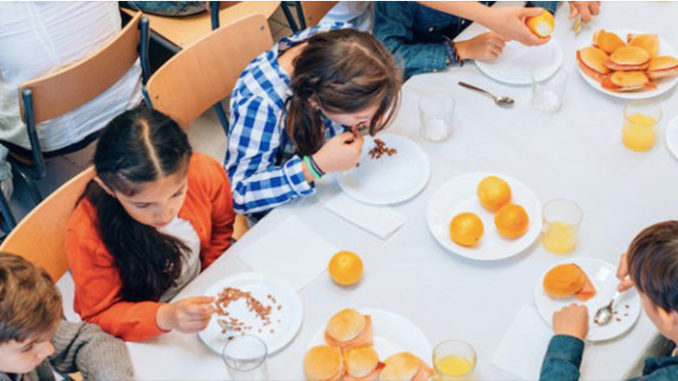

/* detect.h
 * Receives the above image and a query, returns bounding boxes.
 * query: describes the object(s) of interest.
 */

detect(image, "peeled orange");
[526,10,555,38]
[477,176,512,212]
[449,212,484,247]
[495,204,529,239]
[328,251,363,286]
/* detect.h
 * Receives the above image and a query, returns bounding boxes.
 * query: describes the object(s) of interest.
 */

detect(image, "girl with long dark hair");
[226,24,402,219]
[66,108,235,342]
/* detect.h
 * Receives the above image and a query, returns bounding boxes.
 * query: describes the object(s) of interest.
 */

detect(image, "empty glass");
[433,340,476,380]
[531,67,568,114]
[222,335,268,380]
[419,93,455,142]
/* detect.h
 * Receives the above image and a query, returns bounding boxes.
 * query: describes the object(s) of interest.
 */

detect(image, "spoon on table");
[594,291,621,326]
[457,81,515,107]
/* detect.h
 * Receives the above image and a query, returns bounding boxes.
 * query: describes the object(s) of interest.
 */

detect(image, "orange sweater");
[66,153,235,342]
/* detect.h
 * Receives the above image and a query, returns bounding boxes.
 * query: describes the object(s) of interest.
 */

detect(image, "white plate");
[306,308,432,374]
[576,29,678,99]
[534,257,641,342]
[426,172,542,261]
[475,38,563,85]
[338,133,431,205]
[665,116,678,161]
[198,272,303,355]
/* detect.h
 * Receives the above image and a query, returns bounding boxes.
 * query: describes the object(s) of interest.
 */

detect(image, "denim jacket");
[373,1,558,79]
[540,335,678,381]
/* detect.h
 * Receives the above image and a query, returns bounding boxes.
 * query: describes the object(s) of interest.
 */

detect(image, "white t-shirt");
[0,2,142,152]
[158,216,202,303]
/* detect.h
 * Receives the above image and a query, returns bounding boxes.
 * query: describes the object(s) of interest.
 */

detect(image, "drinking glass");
[531,67,568,114]
[622,100,662,152]
[540,199,583,254]
[419,93,455,142]
[433,340,476,380]
[222,335,268,380]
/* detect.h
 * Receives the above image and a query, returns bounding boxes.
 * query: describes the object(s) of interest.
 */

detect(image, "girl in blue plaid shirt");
[226,25,402,218]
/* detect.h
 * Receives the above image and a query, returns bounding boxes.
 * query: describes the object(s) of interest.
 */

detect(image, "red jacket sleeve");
[66,208,166,342]
[200,157,235,269]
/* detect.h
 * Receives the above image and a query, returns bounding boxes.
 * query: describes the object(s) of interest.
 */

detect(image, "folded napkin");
[491,304,553,380]
[237,215,338,290]
[324,193,407,240]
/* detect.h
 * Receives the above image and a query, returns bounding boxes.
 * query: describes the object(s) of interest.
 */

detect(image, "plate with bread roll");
[534,257,641,341]
[577,29,678,99]
[303,308,433,381]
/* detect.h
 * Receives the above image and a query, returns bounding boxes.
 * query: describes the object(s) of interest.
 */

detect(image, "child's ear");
[93,177,115,197]
[656,306,678,329]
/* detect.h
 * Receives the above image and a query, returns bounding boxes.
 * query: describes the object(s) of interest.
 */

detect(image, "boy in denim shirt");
[540,221,678,380]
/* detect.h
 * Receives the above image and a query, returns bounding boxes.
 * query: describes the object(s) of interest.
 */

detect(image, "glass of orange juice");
[433,340,476,380]
[540,199,582,255]
[622,100,662,152]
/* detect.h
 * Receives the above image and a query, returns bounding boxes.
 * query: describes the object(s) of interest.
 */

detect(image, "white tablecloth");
[128,2,678,380]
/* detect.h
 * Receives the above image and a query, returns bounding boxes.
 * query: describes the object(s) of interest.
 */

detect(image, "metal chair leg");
[293,1,306,30]
[281,2,300,33]
[213,102,230,136]
[0,188,16,233]
[12,164,42,204]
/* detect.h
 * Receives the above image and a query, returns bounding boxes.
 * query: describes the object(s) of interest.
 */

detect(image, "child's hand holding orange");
[553,303,589,340]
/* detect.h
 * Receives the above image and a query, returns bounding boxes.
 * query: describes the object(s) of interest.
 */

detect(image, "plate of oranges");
[426,172,542,260]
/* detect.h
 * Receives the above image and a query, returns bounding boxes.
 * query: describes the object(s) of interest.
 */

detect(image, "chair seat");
[121,2,280,49]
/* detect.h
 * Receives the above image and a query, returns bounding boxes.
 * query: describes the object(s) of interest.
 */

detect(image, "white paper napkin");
[237,215,338,290]
[324,193,407,240]
[491,304,553,380]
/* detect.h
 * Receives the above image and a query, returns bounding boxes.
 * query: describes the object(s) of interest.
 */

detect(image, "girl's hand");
[553,303,589,340]
[568,1,601,23]
[455,32,507,61]
[157,296,215,333]
[616,252,634,292]
[312,132,364,173]
[484,6,550,46]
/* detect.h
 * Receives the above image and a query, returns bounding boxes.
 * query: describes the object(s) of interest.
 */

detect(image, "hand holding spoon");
[594,291,621,326]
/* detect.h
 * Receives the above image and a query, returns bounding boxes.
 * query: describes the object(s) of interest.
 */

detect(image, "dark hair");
[627,221,678,312]
[284,29,402,156]
[82,107,192,302]
[0,252,62,344]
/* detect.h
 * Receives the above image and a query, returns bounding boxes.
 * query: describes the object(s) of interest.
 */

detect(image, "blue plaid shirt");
[226,22,349,216]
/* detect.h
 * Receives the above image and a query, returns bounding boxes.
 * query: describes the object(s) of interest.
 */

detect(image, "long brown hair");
[81,107,192,302]
[627,221,678,312]
[284,29,402,156]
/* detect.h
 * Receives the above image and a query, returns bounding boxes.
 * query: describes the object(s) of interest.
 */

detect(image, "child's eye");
[134,203,151,209]
[21,344,34,353]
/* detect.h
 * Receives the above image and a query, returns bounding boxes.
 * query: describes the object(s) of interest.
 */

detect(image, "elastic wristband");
[303,156,322,180]
[309,155,325,177]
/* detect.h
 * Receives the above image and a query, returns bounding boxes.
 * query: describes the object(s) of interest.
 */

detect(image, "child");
[373,2,600,79]
[225,25,402,219]
[0,252,133,380]
[66,107,235,342]
[540,221,678,380]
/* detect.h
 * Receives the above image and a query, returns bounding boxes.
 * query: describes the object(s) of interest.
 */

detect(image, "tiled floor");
[6,6,296,233]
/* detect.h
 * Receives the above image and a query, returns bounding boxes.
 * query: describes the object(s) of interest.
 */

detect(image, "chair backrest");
[302,1,338,28]
[18,12,147,124]
[146,13,273,127]
[0,168,95,281]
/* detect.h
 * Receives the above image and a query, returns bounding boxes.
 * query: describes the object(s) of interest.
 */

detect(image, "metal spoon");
[594,291,621,326]
[457,81,515,107]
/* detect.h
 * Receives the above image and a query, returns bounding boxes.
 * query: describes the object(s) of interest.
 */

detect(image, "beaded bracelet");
[443,37,464,67]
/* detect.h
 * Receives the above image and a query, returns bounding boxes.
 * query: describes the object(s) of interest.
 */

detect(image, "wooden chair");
[146,13,272,240]
[121,2,280,53]
[0,167,94,282]
[17,12,151,181]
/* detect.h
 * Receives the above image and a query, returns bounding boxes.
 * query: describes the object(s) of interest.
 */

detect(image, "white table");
[128,2,678,380]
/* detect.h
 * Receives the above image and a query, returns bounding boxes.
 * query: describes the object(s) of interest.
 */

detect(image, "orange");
[526,10,555,38]
[328,251,363,286]
[477,176,512,212]
[495,204,529,239]
[449,212,484,247]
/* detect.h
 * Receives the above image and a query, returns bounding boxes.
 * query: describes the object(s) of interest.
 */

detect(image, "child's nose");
[36,342,54,359]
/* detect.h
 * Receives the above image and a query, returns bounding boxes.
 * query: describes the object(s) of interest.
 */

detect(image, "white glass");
[419,93,455,142]
[222,335,268,380]
[531,67,568,114]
